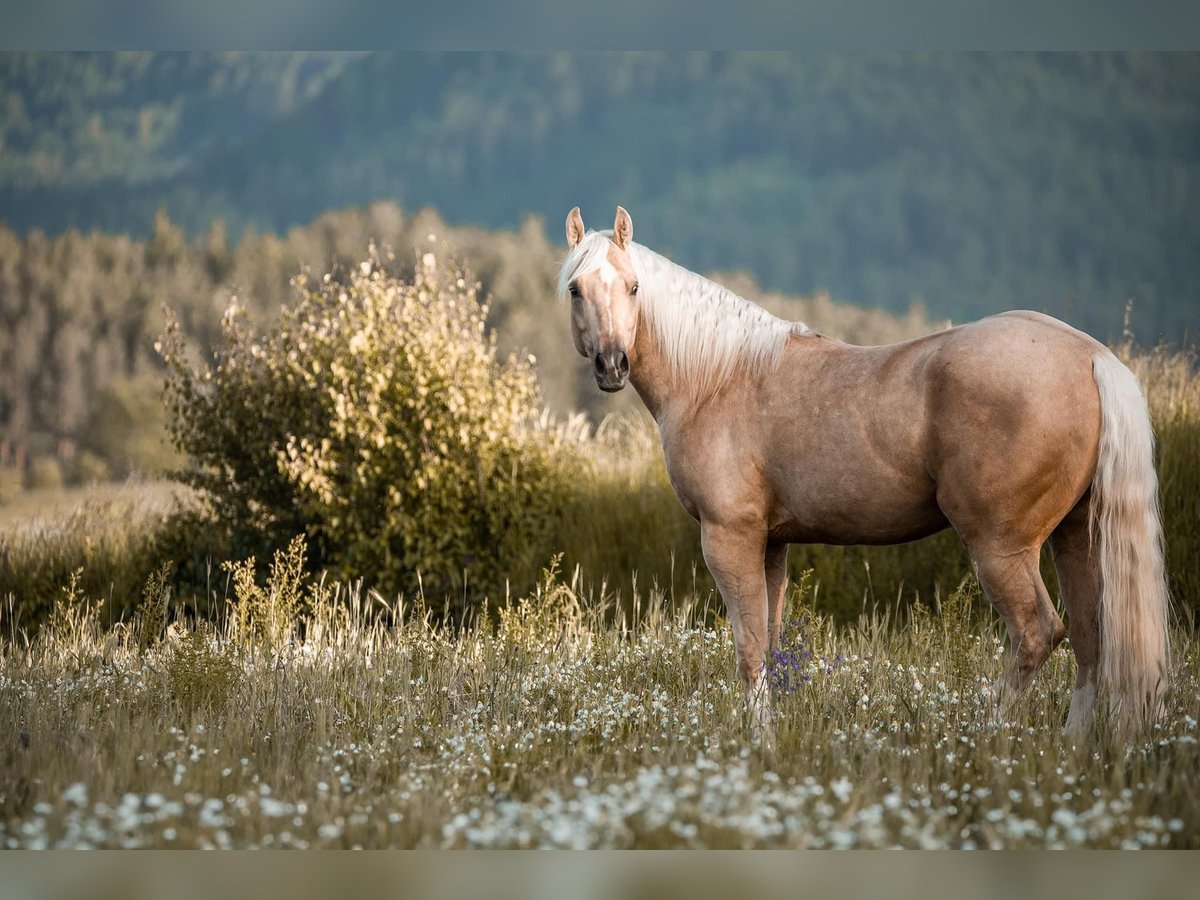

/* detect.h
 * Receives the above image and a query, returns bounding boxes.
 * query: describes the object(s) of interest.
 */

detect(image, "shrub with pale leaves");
[159,249,564,606]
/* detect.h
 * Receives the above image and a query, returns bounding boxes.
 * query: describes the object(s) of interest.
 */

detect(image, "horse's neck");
[629,311,698,423]
[626,246,795,420]
[629,319,671,422]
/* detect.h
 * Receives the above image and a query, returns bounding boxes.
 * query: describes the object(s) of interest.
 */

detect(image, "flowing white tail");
[1090,352,1171,733]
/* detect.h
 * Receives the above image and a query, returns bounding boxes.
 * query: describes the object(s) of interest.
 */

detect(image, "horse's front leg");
[701,520,773,745]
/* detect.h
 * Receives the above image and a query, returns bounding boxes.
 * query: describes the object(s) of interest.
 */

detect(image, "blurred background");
[1,52,1197,490]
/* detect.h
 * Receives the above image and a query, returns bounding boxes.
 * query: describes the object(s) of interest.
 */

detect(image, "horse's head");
[562,206,639,393]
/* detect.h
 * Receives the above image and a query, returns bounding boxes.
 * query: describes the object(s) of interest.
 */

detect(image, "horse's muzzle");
[594,349,629,392]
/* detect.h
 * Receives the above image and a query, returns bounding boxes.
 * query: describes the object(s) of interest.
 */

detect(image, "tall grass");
[0,482,195,629]
[1123,343,1200,626]
[0,556,1196,848]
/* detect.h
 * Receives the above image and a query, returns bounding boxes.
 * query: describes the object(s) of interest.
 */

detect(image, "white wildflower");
[61,783,88,808]
[830,777,854,804]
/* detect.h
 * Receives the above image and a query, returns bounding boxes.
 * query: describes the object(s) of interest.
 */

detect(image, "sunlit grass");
[0,480,198,630]
[0,479,189,536]
[1,555,1196,849]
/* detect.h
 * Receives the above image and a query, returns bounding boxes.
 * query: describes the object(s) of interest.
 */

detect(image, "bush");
[70,450,111,484]
[27,456,64,491]
[82,375,180,478]
[159,249,565,606]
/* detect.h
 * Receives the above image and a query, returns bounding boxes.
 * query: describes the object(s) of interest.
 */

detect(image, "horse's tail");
[1089,351,1171,734]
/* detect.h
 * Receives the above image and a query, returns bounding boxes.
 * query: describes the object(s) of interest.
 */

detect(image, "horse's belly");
[769,475,948,546]
[774,510,950,546]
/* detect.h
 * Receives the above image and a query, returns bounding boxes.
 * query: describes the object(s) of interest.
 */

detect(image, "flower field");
[2,554,1196,849]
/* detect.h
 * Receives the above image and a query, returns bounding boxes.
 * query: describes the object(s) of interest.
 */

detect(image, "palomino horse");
[560,205,1170,739]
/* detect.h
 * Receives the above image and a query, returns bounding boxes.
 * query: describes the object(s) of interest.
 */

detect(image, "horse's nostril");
[617,351,629,376]
[594,354,606,375]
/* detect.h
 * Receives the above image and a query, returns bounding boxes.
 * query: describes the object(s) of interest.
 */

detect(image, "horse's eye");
[631,282,639,296]
[568,283,580,298]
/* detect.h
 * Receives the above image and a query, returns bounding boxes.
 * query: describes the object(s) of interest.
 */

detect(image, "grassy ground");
[0,479,187,535]
[0,553,1196,849]
[0,480,197,629]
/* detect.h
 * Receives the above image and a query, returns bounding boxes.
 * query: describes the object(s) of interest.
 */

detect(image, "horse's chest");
[659,423,758,522]
[661,444,702,520]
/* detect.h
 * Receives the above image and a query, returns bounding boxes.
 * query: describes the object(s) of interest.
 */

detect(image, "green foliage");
[82,375,180,477]
[160,252,565,602]
[165,620,240,714]
[0,52,356,190]
[136,560,173,651]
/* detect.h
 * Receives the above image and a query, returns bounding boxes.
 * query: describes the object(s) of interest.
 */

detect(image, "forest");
[1,52,1197,344]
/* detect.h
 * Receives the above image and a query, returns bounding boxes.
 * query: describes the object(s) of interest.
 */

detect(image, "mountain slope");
[0,52,359,189]
[2,52,1197,343]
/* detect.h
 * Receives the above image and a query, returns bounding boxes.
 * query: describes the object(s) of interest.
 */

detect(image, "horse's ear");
[613,206,633,249]
[566,207,585,247]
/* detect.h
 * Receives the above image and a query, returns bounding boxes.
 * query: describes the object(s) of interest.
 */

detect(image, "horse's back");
[950,309,1104,355]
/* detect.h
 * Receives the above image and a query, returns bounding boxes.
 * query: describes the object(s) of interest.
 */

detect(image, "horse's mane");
[559,231,805,398]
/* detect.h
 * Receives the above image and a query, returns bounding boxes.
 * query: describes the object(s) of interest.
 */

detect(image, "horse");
[559,205,1170,741]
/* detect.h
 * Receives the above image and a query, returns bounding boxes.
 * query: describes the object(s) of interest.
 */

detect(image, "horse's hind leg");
[1049,497,1101,737]
[970,542,1066,718]
[765,542,789,653]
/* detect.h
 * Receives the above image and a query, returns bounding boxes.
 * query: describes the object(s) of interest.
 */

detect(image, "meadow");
[1,546,1196,849]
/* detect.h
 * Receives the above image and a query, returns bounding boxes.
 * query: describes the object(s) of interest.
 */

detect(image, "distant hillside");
[1,52,1198,344]
[0,201,939,488]
[0,52,358,188]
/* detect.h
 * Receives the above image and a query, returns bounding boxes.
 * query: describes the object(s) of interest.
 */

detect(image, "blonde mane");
[559,231,804,398]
